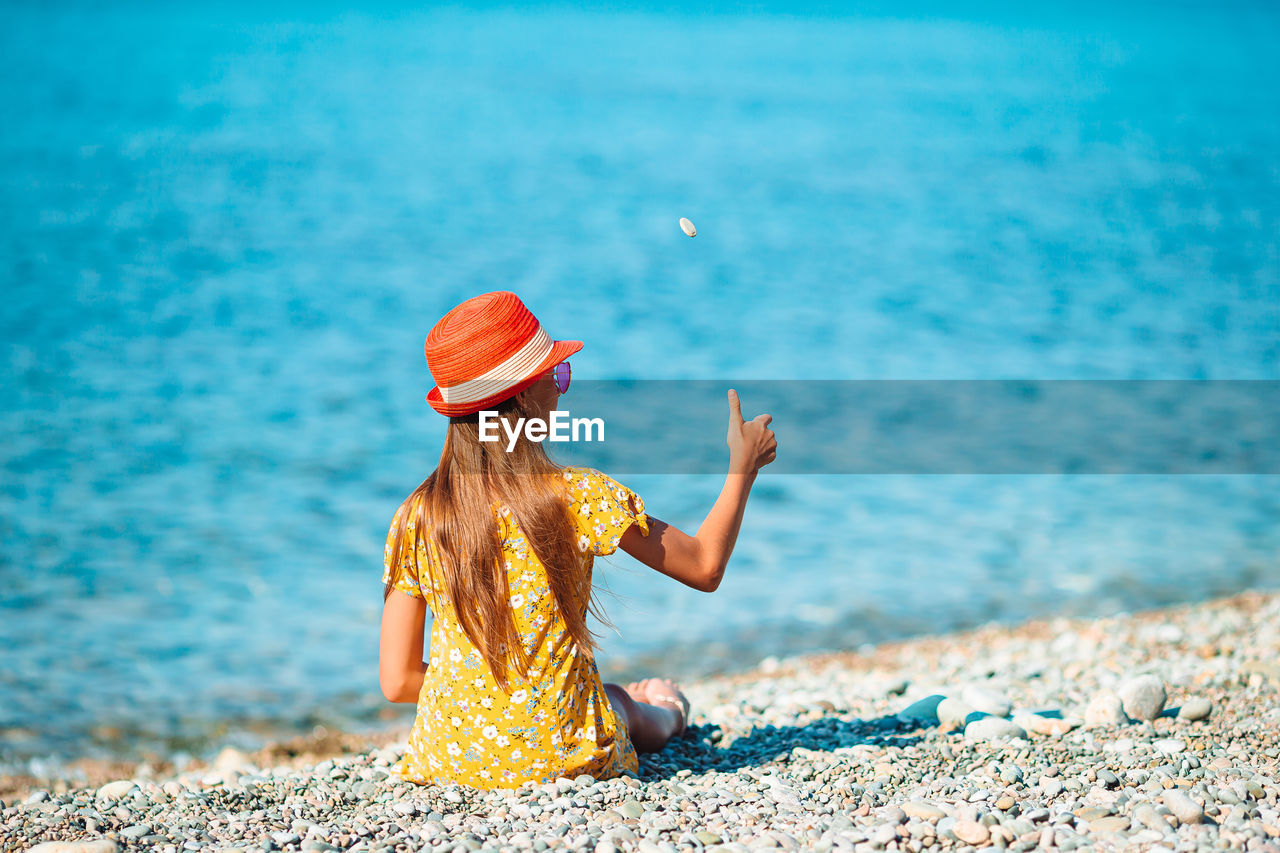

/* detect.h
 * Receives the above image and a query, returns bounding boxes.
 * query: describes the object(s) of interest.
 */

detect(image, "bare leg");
[604,679,690,753]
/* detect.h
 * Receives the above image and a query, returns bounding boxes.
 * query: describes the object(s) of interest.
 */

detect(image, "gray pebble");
[1130,802,1169,833]
[880,806,906,824]
[1177,697,1212,721]
[870,823,897,845]
[1117,675,1166,721]
[999,765,1023,785]
[618,800,644,819]
[302,841,340,853]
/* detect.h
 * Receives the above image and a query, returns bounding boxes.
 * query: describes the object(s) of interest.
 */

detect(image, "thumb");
[727,388,745,427]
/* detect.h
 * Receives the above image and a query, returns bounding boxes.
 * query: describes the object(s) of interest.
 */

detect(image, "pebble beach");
[7,590,1280,853]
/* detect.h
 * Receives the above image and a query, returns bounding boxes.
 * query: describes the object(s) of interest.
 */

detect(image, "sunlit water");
[2,1,1278,769]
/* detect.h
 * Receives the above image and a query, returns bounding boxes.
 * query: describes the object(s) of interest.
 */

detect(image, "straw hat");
[424,291,582,417]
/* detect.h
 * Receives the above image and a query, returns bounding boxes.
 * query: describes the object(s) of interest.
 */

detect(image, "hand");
[726,389,777,475]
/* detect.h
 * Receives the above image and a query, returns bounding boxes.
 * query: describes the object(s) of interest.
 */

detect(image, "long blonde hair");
[383,392,610,692]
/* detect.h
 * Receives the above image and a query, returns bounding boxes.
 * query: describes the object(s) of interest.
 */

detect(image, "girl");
[379,291,777,789]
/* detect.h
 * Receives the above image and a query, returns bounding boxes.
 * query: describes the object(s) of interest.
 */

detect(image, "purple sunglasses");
[549,361,571,394]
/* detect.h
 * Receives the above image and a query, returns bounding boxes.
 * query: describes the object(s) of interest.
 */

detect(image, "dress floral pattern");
[381,466,649,789]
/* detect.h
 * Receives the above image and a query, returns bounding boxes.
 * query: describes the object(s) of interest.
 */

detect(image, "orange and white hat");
[424,291,582,417]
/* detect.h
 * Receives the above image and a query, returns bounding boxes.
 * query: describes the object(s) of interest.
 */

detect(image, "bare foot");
[640,678,690,737]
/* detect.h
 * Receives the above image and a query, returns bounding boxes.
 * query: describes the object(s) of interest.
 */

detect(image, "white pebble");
[961,685,1012,717]
[1084,690,1128,728]
[963,716,1027,742]
[1162,789,1204,824]
[679,217,697,237]
[95,780,138,802]
[28,843,120,853]
[1177,696,1212,721]
[937,697,977,729]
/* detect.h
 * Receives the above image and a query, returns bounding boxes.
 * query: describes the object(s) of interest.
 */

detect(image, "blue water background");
[2,1,1278,767]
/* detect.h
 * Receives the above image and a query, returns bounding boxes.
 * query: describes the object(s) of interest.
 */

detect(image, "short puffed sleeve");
[381,501,442,602]
[561,467,650,557]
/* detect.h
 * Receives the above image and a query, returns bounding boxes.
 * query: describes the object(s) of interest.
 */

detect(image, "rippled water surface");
[2,1,1278,767]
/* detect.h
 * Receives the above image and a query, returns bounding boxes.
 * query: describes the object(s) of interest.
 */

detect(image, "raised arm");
[618,389,776,592]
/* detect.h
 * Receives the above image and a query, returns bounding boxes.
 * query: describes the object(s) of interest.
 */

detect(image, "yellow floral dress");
[380,466,649,789]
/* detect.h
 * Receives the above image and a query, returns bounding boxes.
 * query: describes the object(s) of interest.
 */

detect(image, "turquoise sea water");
[2,2,1278,768]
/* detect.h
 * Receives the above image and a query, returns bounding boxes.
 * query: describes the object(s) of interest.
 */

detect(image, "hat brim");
[426,339,583,416]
